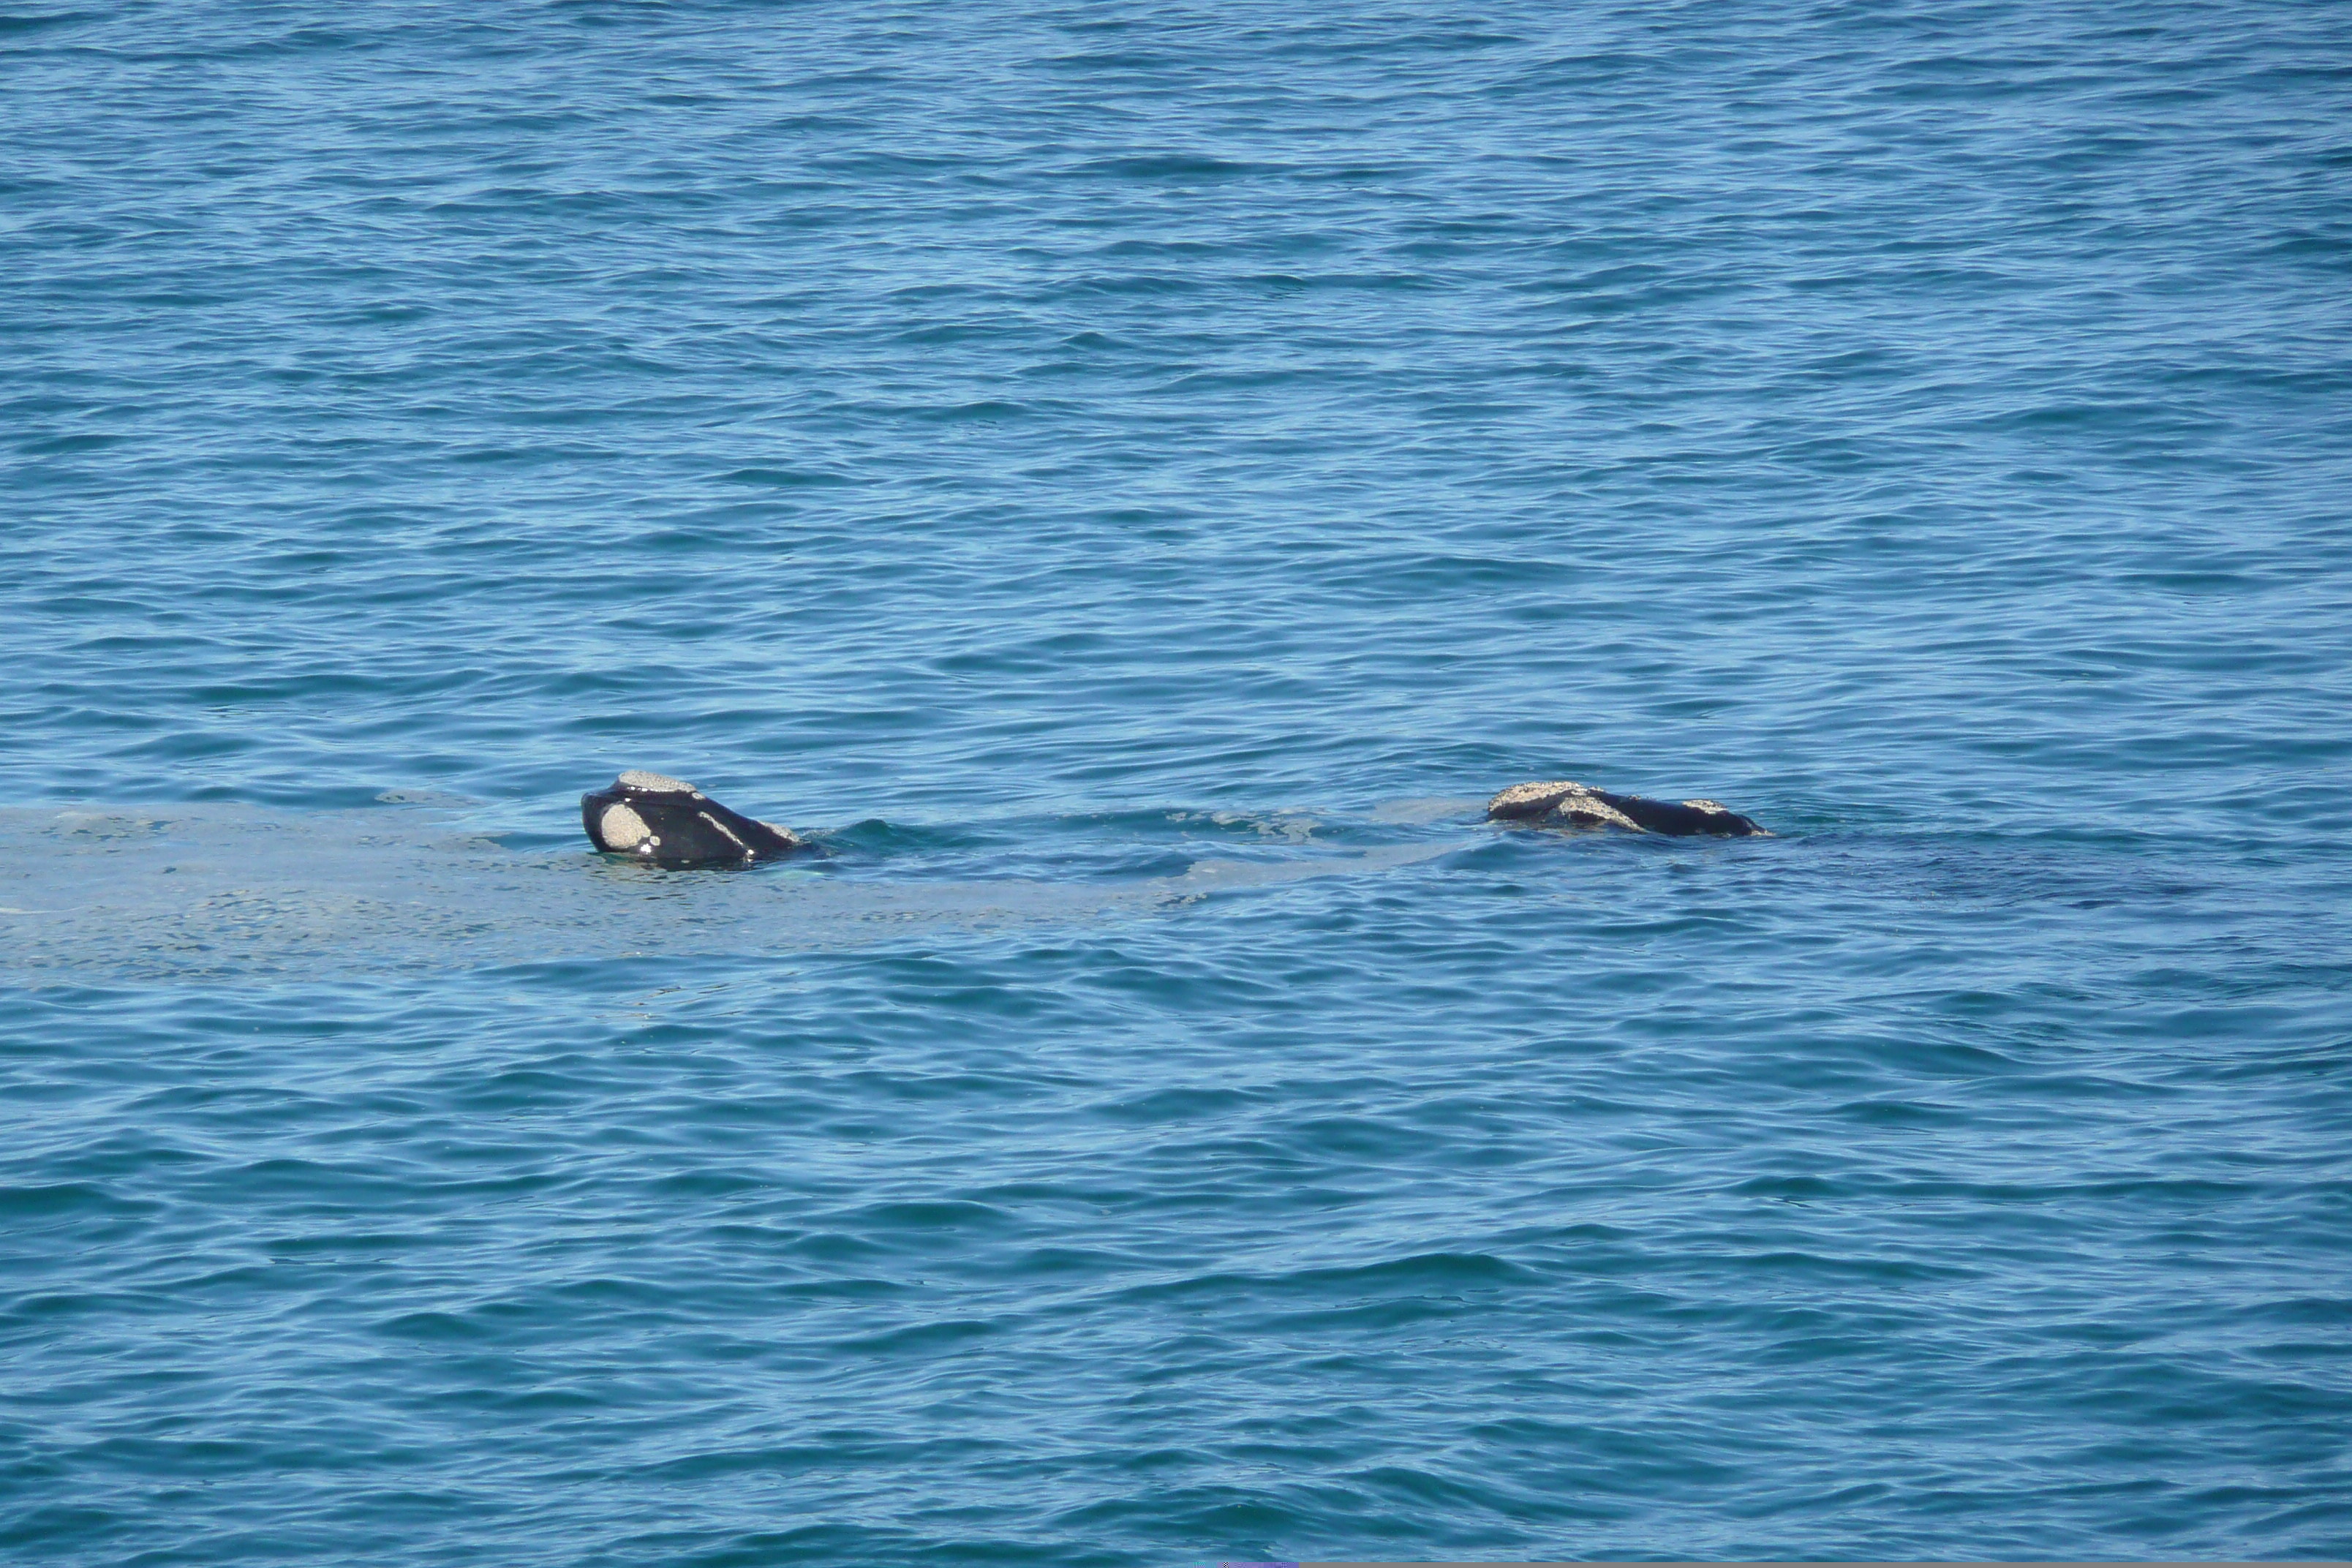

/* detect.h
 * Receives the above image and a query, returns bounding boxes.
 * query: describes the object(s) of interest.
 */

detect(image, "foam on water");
[0,801,1470,981]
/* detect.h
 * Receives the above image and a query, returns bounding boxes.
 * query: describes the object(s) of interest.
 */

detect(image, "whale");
[581,770,806,867]
[1488,780,1768,837]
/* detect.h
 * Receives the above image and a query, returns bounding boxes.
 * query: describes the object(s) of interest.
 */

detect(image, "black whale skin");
[581,771,804,867]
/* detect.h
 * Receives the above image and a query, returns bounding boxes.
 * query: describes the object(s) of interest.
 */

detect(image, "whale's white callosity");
[1487,780,1768,837]
[581,772,804,867]
[617,769,696,794]
[597,802,652,851]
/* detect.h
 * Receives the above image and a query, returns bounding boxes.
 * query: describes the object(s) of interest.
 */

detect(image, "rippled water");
[6,1,2351,1562]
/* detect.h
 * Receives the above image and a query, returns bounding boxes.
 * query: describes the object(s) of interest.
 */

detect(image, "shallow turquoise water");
[4,1,2351,1562]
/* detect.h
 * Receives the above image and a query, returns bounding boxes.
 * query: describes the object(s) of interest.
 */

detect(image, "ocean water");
[4,0,2350,1561]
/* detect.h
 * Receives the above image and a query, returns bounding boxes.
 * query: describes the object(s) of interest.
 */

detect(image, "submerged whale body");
[1488,780,1769,837]
[581,770,805,867]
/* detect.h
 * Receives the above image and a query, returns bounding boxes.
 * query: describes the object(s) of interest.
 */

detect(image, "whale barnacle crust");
[581,772,806,867]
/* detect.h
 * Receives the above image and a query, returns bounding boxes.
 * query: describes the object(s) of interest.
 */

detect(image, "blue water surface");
[4,1,2351,1562]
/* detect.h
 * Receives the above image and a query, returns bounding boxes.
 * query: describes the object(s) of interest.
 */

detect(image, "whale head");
[581,771,804,867]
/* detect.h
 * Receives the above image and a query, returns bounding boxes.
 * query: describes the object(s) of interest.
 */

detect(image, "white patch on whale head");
[598,802,652,851]
[1485,780,1643,832]
[617,769,696,794]
[1486,779,1587,817]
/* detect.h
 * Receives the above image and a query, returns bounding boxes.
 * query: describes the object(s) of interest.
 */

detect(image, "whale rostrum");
[1487,780,1769,837]
[581,770,806,867]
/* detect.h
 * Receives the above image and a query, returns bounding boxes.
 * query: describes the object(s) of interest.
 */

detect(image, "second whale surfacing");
[1488,780,1769,837]
[581,770,807,867]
